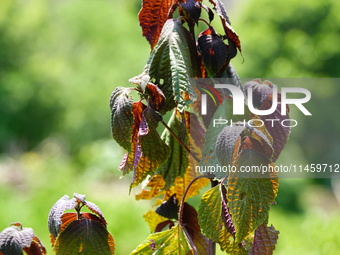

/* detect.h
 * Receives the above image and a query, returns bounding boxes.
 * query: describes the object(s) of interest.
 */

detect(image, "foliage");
[109,0,289,254]
[0,223,46,255]
[48,193,115,254]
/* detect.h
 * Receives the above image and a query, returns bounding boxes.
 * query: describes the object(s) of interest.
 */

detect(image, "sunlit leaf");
[143,210,169,233]
[227,169,278,242]
[131,225,193,254]
[138,0,176,49]
[252,224,279,255]
[135,175,166,200]
[48,195,77,241]
[198,185,247,253]
[0,223,46,255]
[145,18,198,112]
[110,87,134,151]
[54,216,115,255]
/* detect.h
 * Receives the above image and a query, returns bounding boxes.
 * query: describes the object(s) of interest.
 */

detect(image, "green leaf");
[198,185,247,254]
[54,216,115,255]
[110,87,134,151]
[131,225,192,255]
[0,223,46,255]
[157,110,189,189]
[252,224,279,255]
[145,18,197,112]
[228,151,279,242]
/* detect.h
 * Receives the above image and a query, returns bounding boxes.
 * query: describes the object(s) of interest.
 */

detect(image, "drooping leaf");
[180,0,202,24]
[221,185,236,237]
[227,167,278,242]
[131,225,193,254]
[54,216,115,255]
[198,185,247,254]
[209,0,242,53]
[0,223,46,255]
[48,195,77,241]
[110,87,134,151]
[138,0,176,49]
[198,27,229,77]
[119,101,146,174]
[181,202,210,254]
[252,224,279,255]
[132,107,170,187]
[157,110,189,188]
[145,18,198,112]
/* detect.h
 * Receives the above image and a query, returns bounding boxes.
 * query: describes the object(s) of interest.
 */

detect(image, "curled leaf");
[0,223,46,255]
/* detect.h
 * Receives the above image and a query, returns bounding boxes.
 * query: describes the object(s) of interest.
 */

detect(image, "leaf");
[221,185,236,237]
[209,0,242,53]
[146,18,197,112]
[138,0,176,49]
[180,0,202,24]
[156,194,179,220]
[215,125,245,167]
[109,87,134,151]
[143,210,169,233]
[200,98,252,180]
[198,185,247,254]
[252,224,279,255]
[135,175,166,200]
[131,225,193,255]
[244,79,291,162]
[48,195,77,241]
[198,27,229,77]
[119,101,146,174]
[181,203,210,254]
[0,223,46,255]
[157,110,189,188]
[227,170,279,242]
[54,216,115,255]
[132,107,170,187]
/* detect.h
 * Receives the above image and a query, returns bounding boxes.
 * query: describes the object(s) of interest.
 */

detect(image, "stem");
[160,120,201,163]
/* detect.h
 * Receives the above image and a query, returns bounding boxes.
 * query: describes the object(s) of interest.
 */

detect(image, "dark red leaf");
[252,224,279,255]
[198,27,228,77]
[180,0,202,24]
[221,185,236,237]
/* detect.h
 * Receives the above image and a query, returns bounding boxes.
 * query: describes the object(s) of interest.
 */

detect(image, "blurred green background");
[0,0,339,254]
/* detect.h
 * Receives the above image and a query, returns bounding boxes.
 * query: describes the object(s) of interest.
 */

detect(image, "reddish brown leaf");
[23,236,47,255]
[119,101,146,174]
[145,83,165,111]
[139,0,176,49]
[181,202,210,254]
[252,224,279,255]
